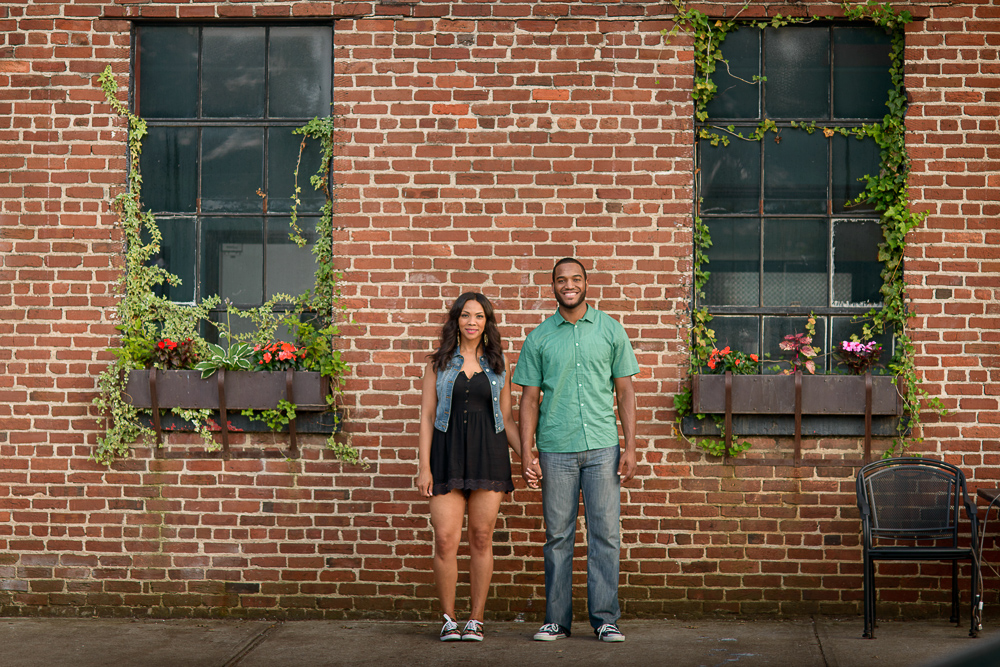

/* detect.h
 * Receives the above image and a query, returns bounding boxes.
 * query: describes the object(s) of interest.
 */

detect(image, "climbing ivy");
[668,1,940,458]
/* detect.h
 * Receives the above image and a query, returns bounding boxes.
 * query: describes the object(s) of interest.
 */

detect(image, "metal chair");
[856,457,981,639]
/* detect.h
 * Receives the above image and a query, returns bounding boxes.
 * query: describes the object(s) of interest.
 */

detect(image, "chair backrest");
[857,458,964,542]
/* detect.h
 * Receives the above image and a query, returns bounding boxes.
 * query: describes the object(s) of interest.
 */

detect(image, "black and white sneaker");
[595,623,625,642]
[440,614,461,641]
[533,623,569,641]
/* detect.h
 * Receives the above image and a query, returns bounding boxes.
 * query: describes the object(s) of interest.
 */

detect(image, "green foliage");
[242,399,298,431]
[325,434,368,469]
[152,337,198,370]
[668,2,936,459]
[194,342,254,378]
[92,66,351,463]
[170,408,219,450]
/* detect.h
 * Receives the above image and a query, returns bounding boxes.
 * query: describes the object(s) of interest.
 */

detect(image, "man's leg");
[580,445,621,631]
[538,451,582,632]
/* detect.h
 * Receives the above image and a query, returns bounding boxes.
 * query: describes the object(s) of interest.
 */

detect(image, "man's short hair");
[551,257,588,281]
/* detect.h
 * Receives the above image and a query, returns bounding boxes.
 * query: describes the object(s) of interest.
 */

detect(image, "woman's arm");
[416,362,437,497]
[500,356,522,458]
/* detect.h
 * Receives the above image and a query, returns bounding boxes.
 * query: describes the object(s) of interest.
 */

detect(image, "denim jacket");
[434,350,505,433]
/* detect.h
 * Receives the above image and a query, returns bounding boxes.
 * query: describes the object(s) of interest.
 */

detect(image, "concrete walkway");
[0,616,996,667]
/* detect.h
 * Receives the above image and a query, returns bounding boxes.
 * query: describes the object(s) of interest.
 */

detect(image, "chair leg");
[863,556,875,639]
[950,560,959,625]
[970,557,980,638]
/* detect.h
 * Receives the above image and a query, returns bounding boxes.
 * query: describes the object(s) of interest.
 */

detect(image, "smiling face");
[458,298,487,345]
[552,261,588,310]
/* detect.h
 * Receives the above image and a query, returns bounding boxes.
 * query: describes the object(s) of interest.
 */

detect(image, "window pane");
[141,127,198,213]
[266,217,319,299]
[833,219,882,306]
[138,26,198,119]
[709,316,760,357]
[203,27,265,118]
[830,316,893,375]
[764,27,830,119]
[763,218,827,307]
[832,134,880,213]
[764,130,827,214]
[269,27,332,118]
[699,139,760,214]
[200,217,263,305]
[763,316,827,373]
[702,218,759,306]
[833,27,892,119]
[705,28,760,120]
[202,127,264,213]
[145,217,196,303]
[266,128,326,214]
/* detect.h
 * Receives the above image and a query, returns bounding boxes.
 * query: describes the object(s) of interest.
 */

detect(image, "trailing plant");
[667,1,938,459]
[242,400,298,431]
[93,66,359,465]
[170,408,219,450]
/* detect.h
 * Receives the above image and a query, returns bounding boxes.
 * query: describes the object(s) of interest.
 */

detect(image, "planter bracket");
[217,369,230,456]
[286,369,298,455]
[149,367,162,453]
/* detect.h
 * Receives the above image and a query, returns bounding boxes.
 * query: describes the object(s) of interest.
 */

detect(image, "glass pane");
[202,127,264,213]
[200,217,263,305]
[831,316,893,375]
[266,128,326,214]
[138,26,198,119]
[141,127,198,213]
[266,217,319,299]
[833,219,882,306]
[699,139,760,215]
[833,27,892,119]
[708,316,760,358]
[763,218,827,307]
[269,27,332,118]
[705,28,761,120]
[832,134,880,213]
[144,217,195,303]
[763,315,827,374]
[764,27,830,119]
[702,218,759,307]
[764,129,827,214]
[203,27,265,118]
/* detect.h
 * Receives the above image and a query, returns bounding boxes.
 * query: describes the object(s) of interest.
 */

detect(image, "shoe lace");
[465,620,482,631]
[442,615,459,631]
[541,623,561,633]
[598,624,618,635]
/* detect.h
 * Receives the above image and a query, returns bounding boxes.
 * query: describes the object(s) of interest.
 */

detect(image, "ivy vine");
[92,66,359,466]
[668,1,942,458]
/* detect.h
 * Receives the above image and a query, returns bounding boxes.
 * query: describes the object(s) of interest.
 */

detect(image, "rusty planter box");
[125,369,333,453]
[689,372,902,462]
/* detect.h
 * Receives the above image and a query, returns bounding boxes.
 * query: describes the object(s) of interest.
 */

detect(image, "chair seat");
[867,546,974,560]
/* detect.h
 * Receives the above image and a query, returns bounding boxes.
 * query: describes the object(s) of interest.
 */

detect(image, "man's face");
[552,262,587,309]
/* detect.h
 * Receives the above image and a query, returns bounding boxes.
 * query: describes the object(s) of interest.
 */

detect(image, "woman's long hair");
[429,292,504,374]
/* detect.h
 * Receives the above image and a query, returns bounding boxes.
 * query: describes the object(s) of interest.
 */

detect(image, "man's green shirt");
[513,305,639,453]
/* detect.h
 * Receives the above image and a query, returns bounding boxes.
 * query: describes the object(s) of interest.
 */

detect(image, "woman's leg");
[466,489,504,621]
[429,490,467,618]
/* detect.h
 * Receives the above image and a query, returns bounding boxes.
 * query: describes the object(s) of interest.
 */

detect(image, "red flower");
[750,354,758,362]
[157,341,166,349]
[263,352,272,363]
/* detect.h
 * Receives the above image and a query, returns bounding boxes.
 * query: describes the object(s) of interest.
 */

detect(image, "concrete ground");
[0,616,997,667]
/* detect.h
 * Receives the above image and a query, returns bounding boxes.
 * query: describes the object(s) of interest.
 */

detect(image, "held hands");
[416,469,433,497]
[522,458,542,489]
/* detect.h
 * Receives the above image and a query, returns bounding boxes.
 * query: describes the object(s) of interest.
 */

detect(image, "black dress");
[430,371,514,496]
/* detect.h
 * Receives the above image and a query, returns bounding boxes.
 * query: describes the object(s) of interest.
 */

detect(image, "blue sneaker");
[533,623,569,641]
[595,623,625,642]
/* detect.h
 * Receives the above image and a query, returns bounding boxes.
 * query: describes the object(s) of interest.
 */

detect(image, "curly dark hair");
[429,292,504,374]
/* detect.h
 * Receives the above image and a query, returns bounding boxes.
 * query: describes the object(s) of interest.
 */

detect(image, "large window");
[134,24,333,338]
[697,25,894,371]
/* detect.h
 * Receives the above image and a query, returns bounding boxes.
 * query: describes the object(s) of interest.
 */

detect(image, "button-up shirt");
[513,305,639,453]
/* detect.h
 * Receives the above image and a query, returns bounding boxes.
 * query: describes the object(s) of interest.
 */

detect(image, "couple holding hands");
[416,258,639,643]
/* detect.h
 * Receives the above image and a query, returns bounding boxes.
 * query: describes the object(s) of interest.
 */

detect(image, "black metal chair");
[856,457,981,639]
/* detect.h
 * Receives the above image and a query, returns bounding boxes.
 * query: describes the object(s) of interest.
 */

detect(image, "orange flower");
[750,354,758,362]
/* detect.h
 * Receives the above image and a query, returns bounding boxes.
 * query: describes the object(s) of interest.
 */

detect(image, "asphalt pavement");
[1,616,998,667]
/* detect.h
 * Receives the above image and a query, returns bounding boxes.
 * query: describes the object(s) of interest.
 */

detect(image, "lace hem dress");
[430,371,514,496]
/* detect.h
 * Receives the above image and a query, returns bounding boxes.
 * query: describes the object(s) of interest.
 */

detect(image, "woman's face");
[458,299,487,345]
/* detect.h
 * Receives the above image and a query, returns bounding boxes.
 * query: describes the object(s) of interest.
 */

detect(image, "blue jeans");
[539,445,621,632]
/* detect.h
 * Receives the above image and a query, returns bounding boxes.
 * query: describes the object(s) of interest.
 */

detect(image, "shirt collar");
[554,304,593,325]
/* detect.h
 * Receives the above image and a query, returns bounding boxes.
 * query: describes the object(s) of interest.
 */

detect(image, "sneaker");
[461,619,484,642]
[533,623,569,641]
[440,614,461,641]
[595,623,625,642]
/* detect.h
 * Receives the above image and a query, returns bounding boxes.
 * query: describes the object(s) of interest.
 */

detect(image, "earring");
[484,334,489,346]
[456,332,461,345]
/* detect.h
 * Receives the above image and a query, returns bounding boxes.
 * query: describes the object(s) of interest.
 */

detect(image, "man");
[513,257,639,643]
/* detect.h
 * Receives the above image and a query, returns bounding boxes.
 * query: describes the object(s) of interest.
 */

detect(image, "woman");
[417,292,524,642]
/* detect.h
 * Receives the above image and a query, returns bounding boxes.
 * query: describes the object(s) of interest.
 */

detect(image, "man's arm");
[518,385,542,488]
[614,375,637,483]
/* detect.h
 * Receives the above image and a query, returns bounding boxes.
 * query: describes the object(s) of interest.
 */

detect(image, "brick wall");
[1,0,998,621]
